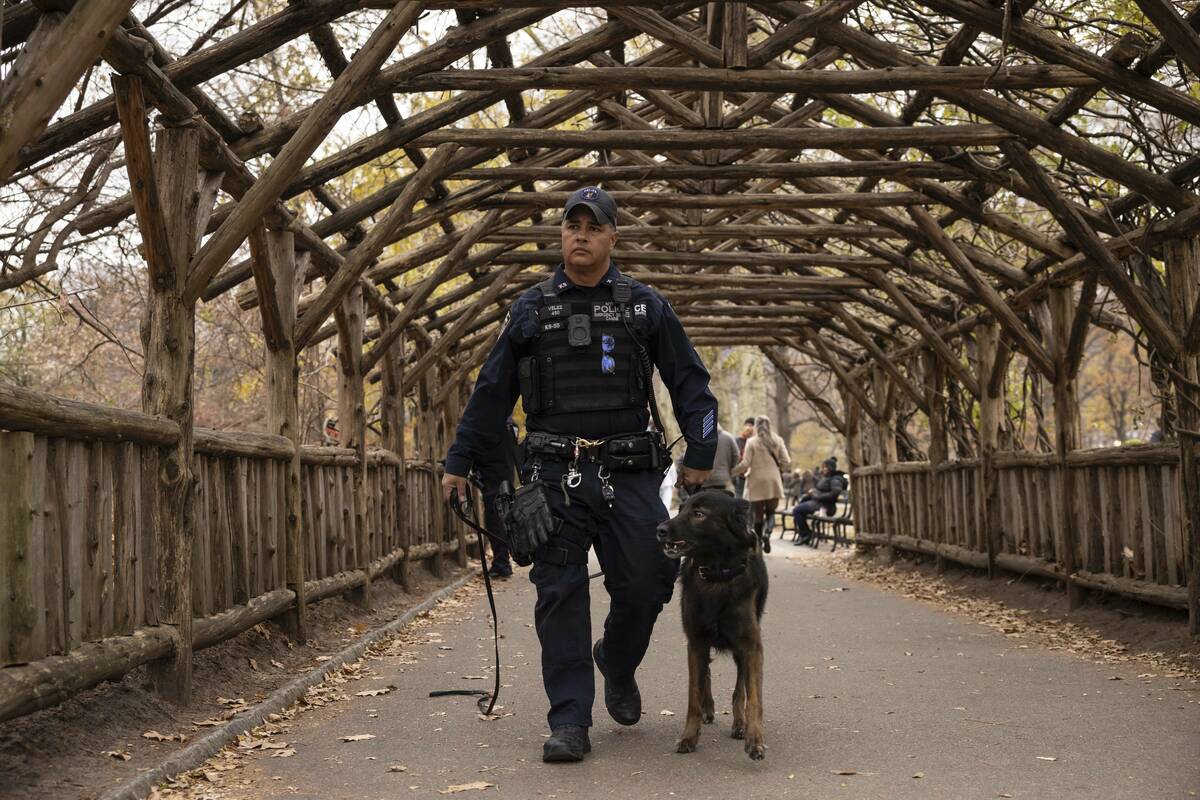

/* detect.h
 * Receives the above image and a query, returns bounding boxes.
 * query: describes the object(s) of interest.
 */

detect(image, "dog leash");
[436,489,604,716]
[433,489,506,716]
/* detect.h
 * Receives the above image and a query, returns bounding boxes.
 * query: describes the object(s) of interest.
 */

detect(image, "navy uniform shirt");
[445,262,718,477]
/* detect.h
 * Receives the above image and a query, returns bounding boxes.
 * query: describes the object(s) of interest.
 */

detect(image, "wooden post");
[337,285,370,609]
[441,366,469,568]
[380,336,412,591]
[1049,287,1085,609]
[975,322,1004,580]
[871,366,898,563]
[255,229,306,640]
[0,432,41,665]
[922,349,949,573]
[843,391,864,547]
[1163,238,1200,636]
[418,367,445,579]
[723,2,749,70]
[141,122,202,704]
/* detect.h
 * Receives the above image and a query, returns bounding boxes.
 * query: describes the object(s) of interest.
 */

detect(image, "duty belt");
[523,430,663,465]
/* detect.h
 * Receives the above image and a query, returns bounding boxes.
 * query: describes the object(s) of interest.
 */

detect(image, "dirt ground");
[0,562,469,800]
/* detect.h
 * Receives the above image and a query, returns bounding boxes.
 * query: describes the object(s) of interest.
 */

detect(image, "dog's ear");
[730,498,754,544]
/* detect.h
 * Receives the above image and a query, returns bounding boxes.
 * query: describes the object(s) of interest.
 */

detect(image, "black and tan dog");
[657,490,768,760]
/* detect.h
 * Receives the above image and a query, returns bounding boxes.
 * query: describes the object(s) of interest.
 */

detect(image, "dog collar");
[696,560,747,583]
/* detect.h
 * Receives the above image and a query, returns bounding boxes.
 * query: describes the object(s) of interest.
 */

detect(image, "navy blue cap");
[563,186,617,227]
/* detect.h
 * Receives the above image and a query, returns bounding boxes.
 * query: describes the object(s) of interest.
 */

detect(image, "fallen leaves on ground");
[147,576,487,799]
[439,781,495,794]
[103,750,131,761]
[478,711,514,721]
[236,735,288,751]
[338,734,376,742]
[143,730,186,743]
[825,553,1200,679]
[355,685,396,697]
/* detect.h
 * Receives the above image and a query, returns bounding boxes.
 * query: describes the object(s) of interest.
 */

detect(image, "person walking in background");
[676,422,740,502]
[733,417,754,498]
[798,469,816,500]
[477,417,522,578]
[792,457,847,547]
[782,469,800,506]
[731,415,791,553]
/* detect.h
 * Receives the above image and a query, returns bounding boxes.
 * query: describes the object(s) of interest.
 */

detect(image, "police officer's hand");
[442,472,469,505]
[678,467,711,489]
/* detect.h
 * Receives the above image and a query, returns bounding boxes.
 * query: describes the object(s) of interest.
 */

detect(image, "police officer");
[441,187,717,763]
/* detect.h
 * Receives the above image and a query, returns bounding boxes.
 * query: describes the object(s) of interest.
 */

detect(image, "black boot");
[543,724,591,762]
[593,640,641,726]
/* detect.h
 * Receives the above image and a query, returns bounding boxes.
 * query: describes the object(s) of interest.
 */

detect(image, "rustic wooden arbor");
[1,1,1199,725]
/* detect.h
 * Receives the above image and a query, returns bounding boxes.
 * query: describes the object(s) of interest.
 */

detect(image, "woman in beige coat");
[731,415,791,552]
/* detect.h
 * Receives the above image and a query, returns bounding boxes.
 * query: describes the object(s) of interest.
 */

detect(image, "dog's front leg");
[730,651,746,740]
[743,636,766,761]
[676,640,708,753]
[699,650,715,724]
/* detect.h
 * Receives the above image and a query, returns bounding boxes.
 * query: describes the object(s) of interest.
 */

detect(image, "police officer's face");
[561,207,618,273]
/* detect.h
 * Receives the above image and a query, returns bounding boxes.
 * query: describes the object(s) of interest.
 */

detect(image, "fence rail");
[0,392,470,724]
[852,443,1191,609]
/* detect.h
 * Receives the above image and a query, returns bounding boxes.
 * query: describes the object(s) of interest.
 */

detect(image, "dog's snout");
[655,522,671,542]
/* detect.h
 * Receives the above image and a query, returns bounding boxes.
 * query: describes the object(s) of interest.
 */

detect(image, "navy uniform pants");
[523,458,678,729]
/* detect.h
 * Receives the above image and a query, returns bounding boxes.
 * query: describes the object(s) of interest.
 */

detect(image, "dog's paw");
[730,725,745,740]
[745,740,766,761]
[702,711,715,724]
[676,737,698,754]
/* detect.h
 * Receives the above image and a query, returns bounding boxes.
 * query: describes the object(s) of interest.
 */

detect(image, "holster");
[495,480,557,567]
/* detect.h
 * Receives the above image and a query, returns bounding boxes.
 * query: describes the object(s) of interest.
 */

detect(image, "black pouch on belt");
[602,433,655,471]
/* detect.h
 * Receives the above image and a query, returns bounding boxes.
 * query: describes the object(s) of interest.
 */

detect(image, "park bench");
[773,489,853,550]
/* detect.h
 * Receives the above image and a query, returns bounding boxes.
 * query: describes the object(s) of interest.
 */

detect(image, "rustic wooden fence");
[0,386,471,724]
[853,443,1190,609]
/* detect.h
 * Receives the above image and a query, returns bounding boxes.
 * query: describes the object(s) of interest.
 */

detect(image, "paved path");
[231,549,1200,800]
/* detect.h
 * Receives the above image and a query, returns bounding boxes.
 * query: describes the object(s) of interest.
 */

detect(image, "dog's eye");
[691,509,705,519]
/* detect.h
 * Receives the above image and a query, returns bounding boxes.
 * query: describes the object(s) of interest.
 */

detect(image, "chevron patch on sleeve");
[701,409,715,439]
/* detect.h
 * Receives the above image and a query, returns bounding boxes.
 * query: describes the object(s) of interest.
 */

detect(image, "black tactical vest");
[517,278,650,416]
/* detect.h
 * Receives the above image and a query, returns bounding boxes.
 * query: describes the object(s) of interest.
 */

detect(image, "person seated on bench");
[791,457,847,546]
